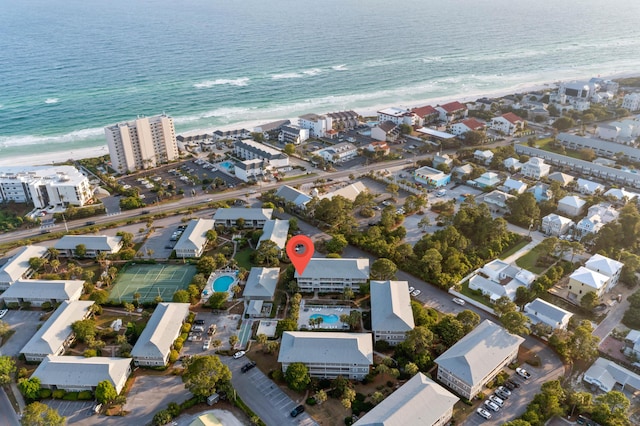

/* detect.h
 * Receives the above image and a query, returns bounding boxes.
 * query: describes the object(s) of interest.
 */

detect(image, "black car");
[241,361,256,373]
[503,381,516,390]
[290,405,305,418]
[495,390,510,400]
[194,319,206,325]
[85,221,96,226]
[507,379,521,388]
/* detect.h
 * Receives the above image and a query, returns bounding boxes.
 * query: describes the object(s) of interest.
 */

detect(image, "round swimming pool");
[310,313,340,324]
[213,275,235,292]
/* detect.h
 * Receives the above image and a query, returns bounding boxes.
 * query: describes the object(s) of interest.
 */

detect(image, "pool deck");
[298,302,351,330]
[202,269,239,300]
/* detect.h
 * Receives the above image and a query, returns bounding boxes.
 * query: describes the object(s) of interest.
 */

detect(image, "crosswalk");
[106,211,122,216]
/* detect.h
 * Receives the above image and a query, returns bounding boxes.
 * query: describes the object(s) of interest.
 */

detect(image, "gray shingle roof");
[274,185,312,206]
[213,208,273,222]
[278,332,373,365]
[370,281,415,333]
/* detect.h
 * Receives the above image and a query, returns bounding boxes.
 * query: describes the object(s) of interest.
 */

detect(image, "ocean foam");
[193,78,250,88]
[331,64,348,71]
[44,98,59,104]
[272,72,304,80]
[0,126,104,148]
[302,68,322,76]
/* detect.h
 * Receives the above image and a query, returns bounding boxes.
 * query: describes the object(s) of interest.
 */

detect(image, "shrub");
[41,301,52,310]
[306,397,316,405]
[152,409,173,425]
[62,392,79,401]
[169,350,179,364]
[52,389,66,399]
[179,397,198,410]
[38,389,52,399]
[78,391,93,400]
[386,381,394,388]
[181,323,191,334]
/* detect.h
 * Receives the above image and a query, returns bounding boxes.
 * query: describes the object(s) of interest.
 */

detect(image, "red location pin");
[286,235,314,275]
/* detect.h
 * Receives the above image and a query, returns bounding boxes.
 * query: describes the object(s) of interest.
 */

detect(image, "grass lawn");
[499,239,530,260]
[280,173,317,182]
[234,248,254,270]
[524,139,585,160]
[515,248,547,274]
[460,280,493,308]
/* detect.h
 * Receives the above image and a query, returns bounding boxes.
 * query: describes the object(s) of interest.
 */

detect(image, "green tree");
[592,391,630,425]
[456,310,481,334]
[152,409,173,426]
[433,316,465,346]
[28,257,46,272]
[325,234,348,254]
[568,320,600,364]
[0,320,10,338]
[0,355,16,386]
[256,333,268,345]
[254,240,280,267]
[463,130,485,145]
[493,296,517,316]
[182,355,232,398]
[285,362,311,391]
[172,289,191,303]
[20,402,65,426]
[95,380,117,404]
[90,289,109,304]
[370,258,397,280]
[123,302,135,316]
[18,377,41,400]
[284,143,296,155]
[205,229,218,245]
[208,292,228,309]
[580,291,599,310]
[552,116,575,131]
[229,334,239,347]
[500,311,531,335]
[404,362,419,377]
[506,192,540,228]
[315,389,327,405]
[75,244,87,257]
[196,256,217,275]
[72,319,97,342]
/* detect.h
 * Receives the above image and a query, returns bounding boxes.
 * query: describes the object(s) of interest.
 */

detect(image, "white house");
[568,267,610,302]
[622,93,640,112]
[213,208,273,228]
[541,213,574,236]
[370,281,415,346]
[54,235,123,258]
[278,332,373,380]
[233,139,289,169]
[433,153,454,169]
[503,157,523,172]
[482,190,515,213]
[131,303,190,367]
[490,112,525,135]
[576,203,619,238]
[234,159,265,182]
[371,121,400,143]
[435,320,524,399]
[377,107,415,126]
[585,253,624,292]
[0,245,49,290]
[295,258,369,293]
[548,172,575,187]
[473,150,493,165]
[435,101,468,123]
[472,172,502,189]
[524,298,573,331]
[558,195,586,217]
[314,142,357,164]
[278,125,309,145]
[468,259,536,302]
[450,118,485,136]
[500,178,527,194]
[174,219,215,258]
[21,301,94,362]
[319,181,368,202]
[0,279,84,307]
[274,185,312,208]
[604,188,639,203]
[354,373,458,426]
[257,219,289,251]
[242,267,279,301]
[298,113,333,138]
[521,157,551,179]
[584,358,640,393]
[576,178,605,195]
[34,356,132,394]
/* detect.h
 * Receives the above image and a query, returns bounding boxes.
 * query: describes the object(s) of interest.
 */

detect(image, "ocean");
[1,0,639,163]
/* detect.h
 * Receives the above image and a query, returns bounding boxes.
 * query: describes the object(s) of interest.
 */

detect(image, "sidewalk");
[10,382,25,414]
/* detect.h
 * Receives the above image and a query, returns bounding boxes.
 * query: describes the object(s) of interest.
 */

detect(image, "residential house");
[433,153,453,169]
[234,159,265,182]
[604,188,639,203]
[450,118,486,136]
[34,356,132,394]
[377,107,416,126]
[371,121,400,143]
[435,320,524,399]
[557,195,586,217]
[0,245,48,290]
[576,203,619,238]
[585,253,624,293]
[213,208,273,228]
[233,139,289,169]
[0,279,84,307]
[568,266,609,302]
[540,213,574,236]
[624,330,640,359]
[472,172,501,189]
[370,281,415,346]
[411,105,439,126]
[298,113,332,138]
[597,124,622,141]
[414,166,451,187]
[452,164,473,181]
[584,358,640,393]
[474,150,494,165]
[314,142,357,164]
[548,172,575,187]
[490,112,526,135]
[482,190,515,213]
[365,141,390,156]
[503,157,523,172]
[354,373,458,426]
[253,119,291,140]
[500,178,527,194]
[295,258,370,293]
[576,178,605,195]
[524,298,573,331]
[468,259,535,302]
[521,157,551,180]
[416,127,456,143]
[278,125,309,145]
[20,301,94,362]
[622,93,640,112]
[174,219,214,258]
[528,182,553,202]
[54,235,123,258]
[257,219,290,251]
[242,267,279,301]
[274,185,312,209]
[435,102,468,123]
[278,332,373,380]
[131,303,191,367]
[318,181,368,202]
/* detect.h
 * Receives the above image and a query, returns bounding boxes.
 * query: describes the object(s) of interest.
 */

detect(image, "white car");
[408,286,415,293]
[516,367,531,379]
[233,351,246,359]
[452,298,466,306]
[489,395,504,407]
[484,400,500,412]
[0,309,7,319]
[497,386,512,396]
[411,289,421,297]
[203,340,210,350]
[476,408,492,420]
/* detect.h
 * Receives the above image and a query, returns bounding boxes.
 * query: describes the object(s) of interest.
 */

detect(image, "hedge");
[38,389,52,399]
[63,392,79,401]
[52,389,66,399]
[78,391,93,400]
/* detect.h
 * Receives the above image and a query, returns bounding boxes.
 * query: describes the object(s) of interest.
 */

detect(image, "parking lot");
[0,310,43,357]
[180,312,242,356]
[45,399,95,424]
[123,375,192,425]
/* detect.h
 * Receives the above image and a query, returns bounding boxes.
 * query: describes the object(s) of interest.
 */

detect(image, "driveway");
[0,310,44,357]
[222,356,318,426]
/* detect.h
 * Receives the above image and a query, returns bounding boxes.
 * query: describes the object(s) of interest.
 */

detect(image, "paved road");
[0,388,20,426]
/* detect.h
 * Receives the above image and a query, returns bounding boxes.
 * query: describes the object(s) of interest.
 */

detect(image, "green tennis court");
[109,264,197,303]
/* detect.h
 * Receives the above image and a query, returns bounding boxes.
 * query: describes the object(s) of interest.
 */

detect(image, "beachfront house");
[34,356,132,394]
[370,281,415,346]
[295,258,370,293]
[174,219,215,258]
[213,208,273,229]
[278,125,309,145]
[435,101,468,123]
[0,245,49,290]
[411,105,439,126]
[377,107,416,126]
[278,332,373,380]
[298,113,333,138]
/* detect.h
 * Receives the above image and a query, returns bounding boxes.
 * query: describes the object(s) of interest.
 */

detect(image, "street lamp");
[528,219,534,238]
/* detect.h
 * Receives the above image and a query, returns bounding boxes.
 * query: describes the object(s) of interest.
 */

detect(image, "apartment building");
[295,258,370,293]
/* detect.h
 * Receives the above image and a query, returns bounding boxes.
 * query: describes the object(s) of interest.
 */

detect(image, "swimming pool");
[219,161,234,171]
[213,275,235,292]
[310,313,340,324]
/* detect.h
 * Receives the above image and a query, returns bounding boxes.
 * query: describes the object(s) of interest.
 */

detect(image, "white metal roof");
[174,219,214,252]
[569,266,609,290]
[370,281,415,333]
[0,279,84,301]
[21,300,94,357]
[585,253,624,277]
[54,235,123,252]
[584,357,640,393]
[295,258,370,280]
[0,245,48,284]
[278,332,373,365]
[243,267,279,299]
[524,298,573,327]
[258,219,289,250]
[213,208,273,222]
[131,303,190,361]
[320,182,368,202]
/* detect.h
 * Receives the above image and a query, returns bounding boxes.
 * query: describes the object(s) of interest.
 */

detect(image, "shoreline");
[1,71,636,169]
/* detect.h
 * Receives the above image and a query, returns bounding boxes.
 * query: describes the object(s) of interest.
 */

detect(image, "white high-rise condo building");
[105,114,178,174]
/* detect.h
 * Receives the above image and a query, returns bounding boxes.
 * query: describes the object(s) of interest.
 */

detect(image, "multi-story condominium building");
[326,111,359,130]
[314,142,357,164]
[0,166,92,209]
[174,219,215,258]
[0,279,84,307]
[556,133,640,160]
[411,105,439,125]
[435,320,524,399]
[105,114,178,174]
[298,113,333,138]
[212,208,273,228]
[34,356,132,394]
[233,139,289,169]
[278,332,373,380]
[370,281,415,346]
[277,125,309,144]
[54,235,123,258]
[376,107,416,126]
[450,118,485,136]
[234,159,265,182]
[435,101,468,123]
[540,213,574,236]
[0,245,49,290]
[354,373,458,426]
[524,298,573,331]
[622,93,640,112]
[490,112,525,135]
[295,258,370,293]
[521,157,551,180]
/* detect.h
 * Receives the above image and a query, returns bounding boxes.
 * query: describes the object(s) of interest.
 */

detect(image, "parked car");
[489,395,504,407]
[241,361,256,373]
[203,340,210,350]
[516,367,531,379]
[497,386,512,396]
[233,351,246,359]
[194,319,206,325]
[452,298,466,306]
[484,400,500,412]
[504,381,516,390]
[495,389,510,400]
[0,309,7,319]
[408,286,415,293]
[476,408,492,420]
[507,379,521,388]
[290,405,305,418]
[411,289,421,297]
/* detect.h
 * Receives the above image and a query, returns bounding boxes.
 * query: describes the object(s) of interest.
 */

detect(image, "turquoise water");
[310,314,340,324]
[1,0,639,161]
[213,275,235,292]
[219,161,235,171]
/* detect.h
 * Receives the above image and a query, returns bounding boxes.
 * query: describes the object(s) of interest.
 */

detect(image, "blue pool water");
[213,275,235,292]
[310,314,340,324]
[220,161,234,171]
